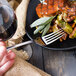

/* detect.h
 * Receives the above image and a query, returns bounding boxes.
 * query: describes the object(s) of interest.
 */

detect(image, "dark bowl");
[26,0,76,51]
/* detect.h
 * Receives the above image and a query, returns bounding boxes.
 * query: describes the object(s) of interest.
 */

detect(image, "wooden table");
[29,43,76,76]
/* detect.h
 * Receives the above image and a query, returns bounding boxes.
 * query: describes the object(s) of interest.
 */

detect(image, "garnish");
[30,16,56,36]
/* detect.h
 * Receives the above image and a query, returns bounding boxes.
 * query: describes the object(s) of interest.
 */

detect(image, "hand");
[0,41,16,76]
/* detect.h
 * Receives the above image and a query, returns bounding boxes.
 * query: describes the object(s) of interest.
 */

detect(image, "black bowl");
[26,0,76,51]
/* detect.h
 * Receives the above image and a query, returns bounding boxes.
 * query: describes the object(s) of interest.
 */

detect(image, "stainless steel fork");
[42,29,65,45]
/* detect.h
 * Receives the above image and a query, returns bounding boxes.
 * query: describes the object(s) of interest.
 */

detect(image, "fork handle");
[7,40,33,51]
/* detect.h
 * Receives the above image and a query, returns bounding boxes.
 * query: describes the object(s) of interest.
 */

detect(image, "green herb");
[42,23,50,36]
[34,25,45,34]
[30,16,56,28]
[41,16,56,25]
[30,17,51,28]
[31,16,56,36]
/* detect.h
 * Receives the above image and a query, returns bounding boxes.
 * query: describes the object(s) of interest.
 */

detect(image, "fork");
[42,29,65,45]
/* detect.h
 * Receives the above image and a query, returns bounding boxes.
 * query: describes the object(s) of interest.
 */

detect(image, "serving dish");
[25,0,76,51]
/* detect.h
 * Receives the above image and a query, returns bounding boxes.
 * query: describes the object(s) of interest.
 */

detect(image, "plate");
[26,0,76,51]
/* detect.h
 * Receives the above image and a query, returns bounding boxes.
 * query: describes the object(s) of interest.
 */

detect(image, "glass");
[0,0,17,41]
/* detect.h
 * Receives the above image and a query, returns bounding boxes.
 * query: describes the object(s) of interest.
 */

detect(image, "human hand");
[0,41,15,76]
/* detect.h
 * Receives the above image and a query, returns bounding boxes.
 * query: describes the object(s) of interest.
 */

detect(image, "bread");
[9,0,19,10]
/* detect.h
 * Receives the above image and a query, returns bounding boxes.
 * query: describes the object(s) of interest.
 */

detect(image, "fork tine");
[45,34,65,45]
[46,32,64,42]
[45,29,63,40]
[42,29,65,45]
[43,29,62,38]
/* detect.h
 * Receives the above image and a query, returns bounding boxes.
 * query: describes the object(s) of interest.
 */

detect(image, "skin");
[0,41,16,76]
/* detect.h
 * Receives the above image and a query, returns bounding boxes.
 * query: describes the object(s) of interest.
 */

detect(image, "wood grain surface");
[29,43,76,76]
